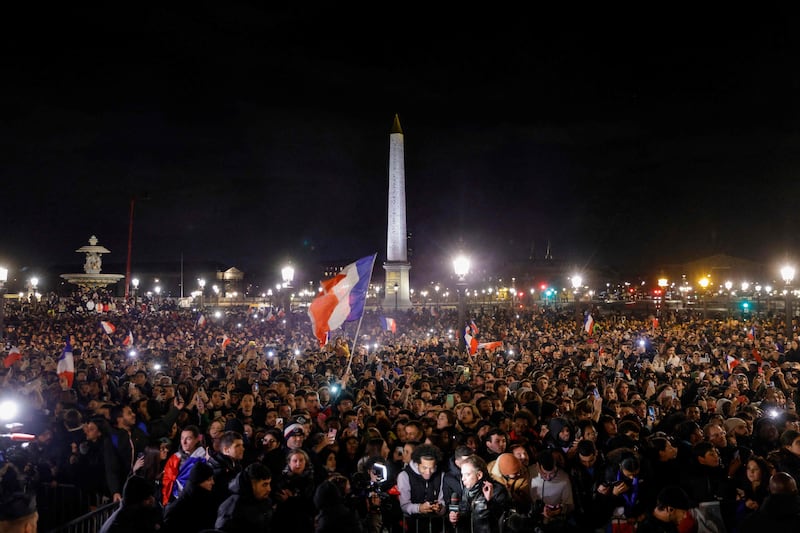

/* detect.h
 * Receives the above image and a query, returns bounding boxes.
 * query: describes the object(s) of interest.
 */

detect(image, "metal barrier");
[44,500,119,533]
[36,484,115,533]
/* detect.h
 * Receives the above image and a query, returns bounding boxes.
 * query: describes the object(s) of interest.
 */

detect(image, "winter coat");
[455,478,510,533]
[162,478,218,533]
[313,478,364,533]
[215,469,274,533]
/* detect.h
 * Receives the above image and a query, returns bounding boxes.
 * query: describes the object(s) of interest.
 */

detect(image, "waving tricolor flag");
[309,254,376,347]
[584,313,596,335]
[379,316,397,334]
[464,329,503,355]
[726,355,740,371]
[469,320,479,335]
[100,321,116,334]
[122,330,134,347]
[747,325,756,340]
[3,346,22,368]
[196,314,207,328]
[57,338,75,387]
[221,334,231,351]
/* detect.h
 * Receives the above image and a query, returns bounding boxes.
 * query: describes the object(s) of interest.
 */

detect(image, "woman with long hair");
[733,455,772,529]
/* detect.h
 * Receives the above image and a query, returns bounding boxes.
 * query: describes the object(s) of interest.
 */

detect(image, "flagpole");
[345,253,378,376]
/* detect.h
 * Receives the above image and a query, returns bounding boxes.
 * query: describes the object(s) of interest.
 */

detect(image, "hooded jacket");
[163,472,218,533]
[215,469,274,533]
[313,479,364,533]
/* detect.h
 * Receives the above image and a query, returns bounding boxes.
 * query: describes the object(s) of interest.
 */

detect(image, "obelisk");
[383,114,412,310]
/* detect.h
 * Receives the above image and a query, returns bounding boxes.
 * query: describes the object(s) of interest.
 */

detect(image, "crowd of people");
[3,288,800,533]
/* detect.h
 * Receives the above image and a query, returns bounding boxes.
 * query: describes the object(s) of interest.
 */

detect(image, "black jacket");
[739,493,800,532]
[215,469,274,533]
[163,480,218,533]
[455,478,510,533]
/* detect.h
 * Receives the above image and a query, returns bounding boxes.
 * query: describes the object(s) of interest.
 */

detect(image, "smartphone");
[445,393,455,408]
[276,417,284,426]
[327,428,337,441]
[253,382,259,392]
[647,406,655,418]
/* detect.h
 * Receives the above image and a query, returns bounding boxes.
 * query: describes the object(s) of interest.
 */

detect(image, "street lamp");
[658,278,668,318]
[282,264,294,331]
[782,264,795,342]
[453,255,470,352]
[698,276,709,319]
[0,267,7,341]
[393,283,399,312]
[198,278,206,309]
[132,278,139,306]
[571,275,583,332]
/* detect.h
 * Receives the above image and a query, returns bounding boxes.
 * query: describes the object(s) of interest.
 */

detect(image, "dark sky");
[2,7,800,286]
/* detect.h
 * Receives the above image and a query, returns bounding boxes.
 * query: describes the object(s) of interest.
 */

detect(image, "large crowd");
[3,288,800,533]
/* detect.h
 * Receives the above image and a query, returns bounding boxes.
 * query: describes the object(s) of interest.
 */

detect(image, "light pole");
[698,276,709,320]
[453,255,470,352]
[658,278,668,318]
[282,264,294,332]
[393,283,399,312]
[198,278,206,309]
[132,278,139,307]
[571,275,582,332]
[0,267,7,341]
[782,265,795,342]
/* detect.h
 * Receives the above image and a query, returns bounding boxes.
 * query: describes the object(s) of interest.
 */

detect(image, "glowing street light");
[453,255,470,352]
[782,264,795,341]
[698,276,710,319]
[281,264,294,330]
[0,267,7,341]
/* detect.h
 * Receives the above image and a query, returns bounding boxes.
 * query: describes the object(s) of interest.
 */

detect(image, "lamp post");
[393,283,399,312]
[782,265,795,342]
[198,278,206,309]
[698,276,709,320]
[453,255,470,352]
[0,267,7,341]
[571,275,582,333]
[657,278,668,318]
[282,264,294,332]
[132,278,139,307]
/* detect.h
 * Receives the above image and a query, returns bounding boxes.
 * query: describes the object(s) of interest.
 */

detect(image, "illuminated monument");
[382,114,412,310]
[60,235,124,289]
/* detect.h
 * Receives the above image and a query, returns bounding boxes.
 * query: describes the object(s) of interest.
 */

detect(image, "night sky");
[2,8,800,286]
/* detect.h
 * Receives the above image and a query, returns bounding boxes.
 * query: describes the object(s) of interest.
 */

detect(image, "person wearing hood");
[739,471,800,532]
[542,417,579,463]
[163,461,217,533]
[449,454,510,533]
[272,448,316,533]
[215,462,274,533]
[487,452,531,513]
[99,475,163,533]
[313,473,364,533]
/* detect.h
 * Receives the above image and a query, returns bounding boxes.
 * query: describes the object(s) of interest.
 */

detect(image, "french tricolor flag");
[308,254,376,347]
[3,346,22,368]
[122,331,134,347]
[469,320,479,335]
[221,334,231,350]
[100,321,116,334]
[57,337,75,387]
[584,313,595,335]
[747,325,755,340]
[380,316,397,334]
[196,314,207,328]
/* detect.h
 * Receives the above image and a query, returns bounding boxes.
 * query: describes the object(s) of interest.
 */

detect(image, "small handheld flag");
[100,321,116,334]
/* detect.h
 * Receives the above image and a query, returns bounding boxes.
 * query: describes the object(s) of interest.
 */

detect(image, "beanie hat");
[122,475,154,504]
[284,423,304,439]
[188,461,214,485]
[723,417,746,434]
[496,453,522,478]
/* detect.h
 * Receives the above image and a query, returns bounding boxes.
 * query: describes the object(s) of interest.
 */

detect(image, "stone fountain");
[60,235,125,289]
